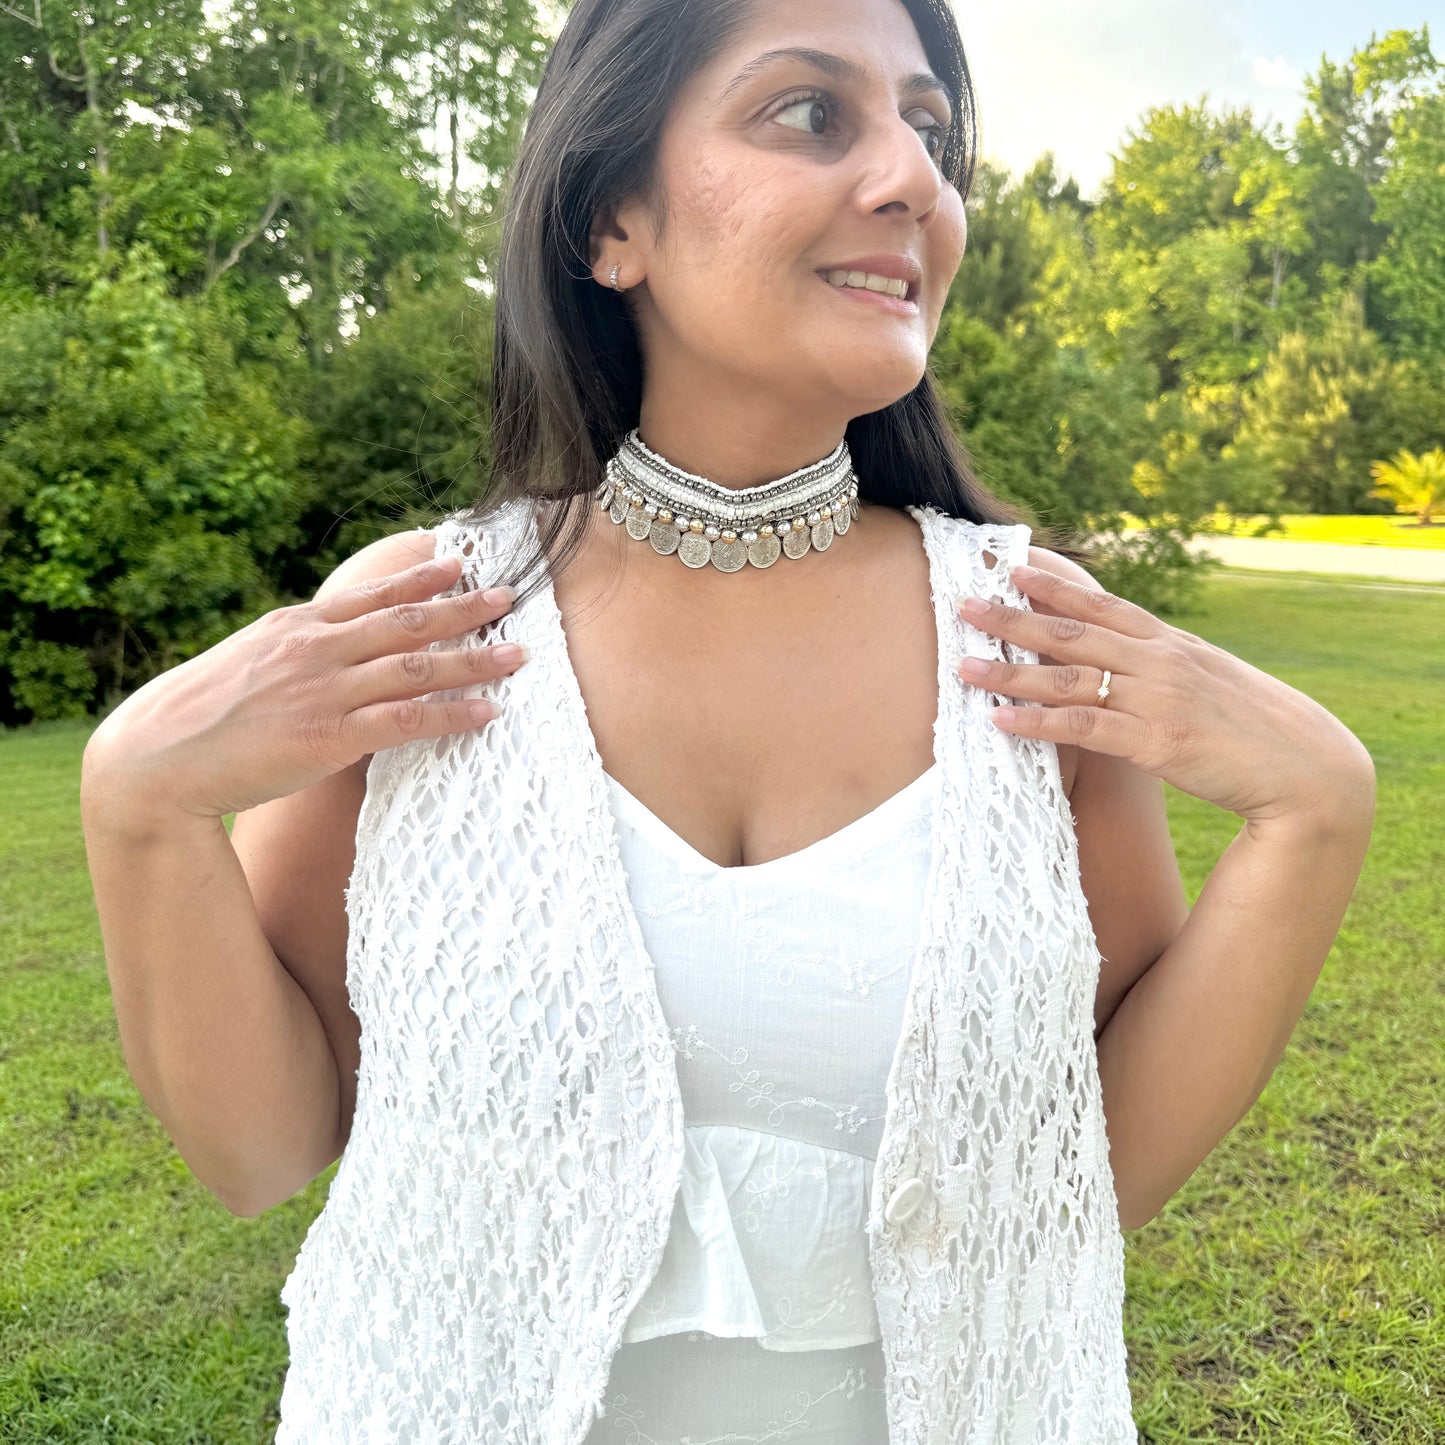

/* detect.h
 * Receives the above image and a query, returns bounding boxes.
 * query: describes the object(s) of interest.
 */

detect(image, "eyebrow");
[720,46,955,114]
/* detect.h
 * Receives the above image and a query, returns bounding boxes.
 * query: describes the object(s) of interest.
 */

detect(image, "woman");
[80,0,1376,1439]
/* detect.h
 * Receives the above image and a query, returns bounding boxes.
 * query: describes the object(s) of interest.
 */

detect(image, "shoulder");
[1024,543,1106,593]
[312,526,441,603]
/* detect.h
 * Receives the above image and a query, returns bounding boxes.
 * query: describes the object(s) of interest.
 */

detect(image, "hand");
[83,555,528,822]
[954,564,1375,829]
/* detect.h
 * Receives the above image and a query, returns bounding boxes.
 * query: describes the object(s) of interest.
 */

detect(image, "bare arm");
[957,549,1376,1234]
[81,528,519,1216]
[79,774,352,1217]
[1095,796,1374,1230]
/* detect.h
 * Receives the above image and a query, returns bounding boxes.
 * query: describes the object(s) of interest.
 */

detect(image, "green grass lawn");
[1119,513,1445,549]
[2,569,1441,1442]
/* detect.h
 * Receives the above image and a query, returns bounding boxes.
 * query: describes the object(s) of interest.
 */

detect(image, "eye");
[774,91,953,165]
[901,109,947,162]
[772,90,837,137]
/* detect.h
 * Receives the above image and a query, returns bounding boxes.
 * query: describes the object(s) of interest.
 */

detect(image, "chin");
[830,358,929,412]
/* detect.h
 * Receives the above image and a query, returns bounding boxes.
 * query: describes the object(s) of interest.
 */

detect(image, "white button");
[884,1176,926,1226]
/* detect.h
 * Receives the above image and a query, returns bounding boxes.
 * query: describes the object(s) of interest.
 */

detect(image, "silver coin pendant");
[678,533,712,568]
[747,535,782,568]
[710,538,748,572]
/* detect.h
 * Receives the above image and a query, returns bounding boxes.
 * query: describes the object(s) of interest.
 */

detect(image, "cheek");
[937,189,967,272]
[660,152,812,299]
[667,155,752,257]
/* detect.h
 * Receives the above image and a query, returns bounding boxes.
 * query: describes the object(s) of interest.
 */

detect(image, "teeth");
[825,269,911,299]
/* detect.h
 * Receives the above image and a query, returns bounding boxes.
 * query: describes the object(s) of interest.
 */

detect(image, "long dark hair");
[462,0,1079,603]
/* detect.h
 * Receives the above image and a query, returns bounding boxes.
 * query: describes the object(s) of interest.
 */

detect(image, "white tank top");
[583,762,939,1444]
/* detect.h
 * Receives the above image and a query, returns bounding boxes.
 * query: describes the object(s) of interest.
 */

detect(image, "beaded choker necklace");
[596,428,861,573]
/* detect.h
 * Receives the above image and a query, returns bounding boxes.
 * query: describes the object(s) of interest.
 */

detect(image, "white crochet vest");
[275,497,1137,1444]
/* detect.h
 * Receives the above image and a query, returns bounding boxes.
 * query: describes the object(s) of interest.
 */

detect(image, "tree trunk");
[79,13,111,255]
[449,4,463,228]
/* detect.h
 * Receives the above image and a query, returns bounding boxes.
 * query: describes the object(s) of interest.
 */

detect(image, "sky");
[955,1,1442,199]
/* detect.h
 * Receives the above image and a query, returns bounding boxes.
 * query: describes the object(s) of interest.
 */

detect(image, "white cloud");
[949,0,1301,199]
[1253,54,1303,90]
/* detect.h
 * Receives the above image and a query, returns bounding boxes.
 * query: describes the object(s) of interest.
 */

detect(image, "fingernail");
[493,643,527,666]
[960,596,989,616]
[483,586,517,606]
[1012,565,1037,580]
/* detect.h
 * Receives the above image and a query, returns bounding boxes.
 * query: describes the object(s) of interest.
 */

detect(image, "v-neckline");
[603,761,939,875]
[525,498,952,913]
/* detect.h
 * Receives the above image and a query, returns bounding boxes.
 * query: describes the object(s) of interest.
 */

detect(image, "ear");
[588,197,636,284]
[589,193,653,291]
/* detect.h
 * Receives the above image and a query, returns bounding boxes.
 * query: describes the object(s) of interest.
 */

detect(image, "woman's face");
[594,0,968,428]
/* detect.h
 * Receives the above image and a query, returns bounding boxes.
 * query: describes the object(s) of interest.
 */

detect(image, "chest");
[548,505,1072,870]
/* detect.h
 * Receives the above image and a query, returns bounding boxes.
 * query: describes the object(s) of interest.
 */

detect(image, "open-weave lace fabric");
[275,497,1137,1444]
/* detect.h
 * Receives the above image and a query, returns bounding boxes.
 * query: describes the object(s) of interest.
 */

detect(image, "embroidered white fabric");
[579,760,936,1442]
[274,496,1138,1445]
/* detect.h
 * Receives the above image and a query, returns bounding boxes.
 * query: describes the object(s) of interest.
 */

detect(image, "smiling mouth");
[815,271,920,307]
[820,271,919,304]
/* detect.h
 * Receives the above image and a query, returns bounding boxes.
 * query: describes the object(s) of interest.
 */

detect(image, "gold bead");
[689,519,705,533]
[760,524,774,538]
[657,508,673,522]
[721,530,737,543]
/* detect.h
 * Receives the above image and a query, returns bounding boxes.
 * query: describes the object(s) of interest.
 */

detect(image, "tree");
[1092,103,1298,394]
[1292,27,1440,327]
[0,247,309,721]
[1368,447,1445,525]
[1229,292,1436,513]
[1370,88,1445,363]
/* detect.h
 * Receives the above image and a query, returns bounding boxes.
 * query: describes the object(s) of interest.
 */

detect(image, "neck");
[630,414,848,492]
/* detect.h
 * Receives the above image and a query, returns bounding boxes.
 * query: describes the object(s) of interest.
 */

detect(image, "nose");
[853,110,946,220]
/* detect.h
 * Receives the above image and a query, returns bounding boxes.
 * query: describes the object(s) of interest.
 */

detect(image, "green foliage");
[1228,293,1440,514]
[1,7,1444,719]
[296,263,495,572]
[1368,446,1445,524]
[0,248,310,720]
[1371,90,1445,363]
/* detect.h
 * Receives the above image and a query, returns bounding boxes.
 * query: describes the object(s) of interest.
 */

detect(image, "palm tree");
[1368,447,1445,526]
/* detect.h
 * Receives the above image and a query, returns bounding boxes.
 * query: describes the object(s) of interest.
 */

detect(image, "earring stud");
[609,264,622,292]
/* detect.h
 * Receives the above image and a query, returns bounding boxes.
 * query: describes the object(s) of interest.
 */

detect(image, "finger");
[333,574,518,664]
[985,698,1148,759]
[1008,565,1171,640]
[341,694,502,756]
[957,657,1120,710]
[342,638,529,712]
[314,556,465,625]
[957,595,1148,670]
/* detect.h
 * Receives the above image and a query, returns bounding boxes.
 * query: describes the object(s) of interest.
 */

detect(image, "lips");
[813,256,923,301]
[819,270,910,300]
